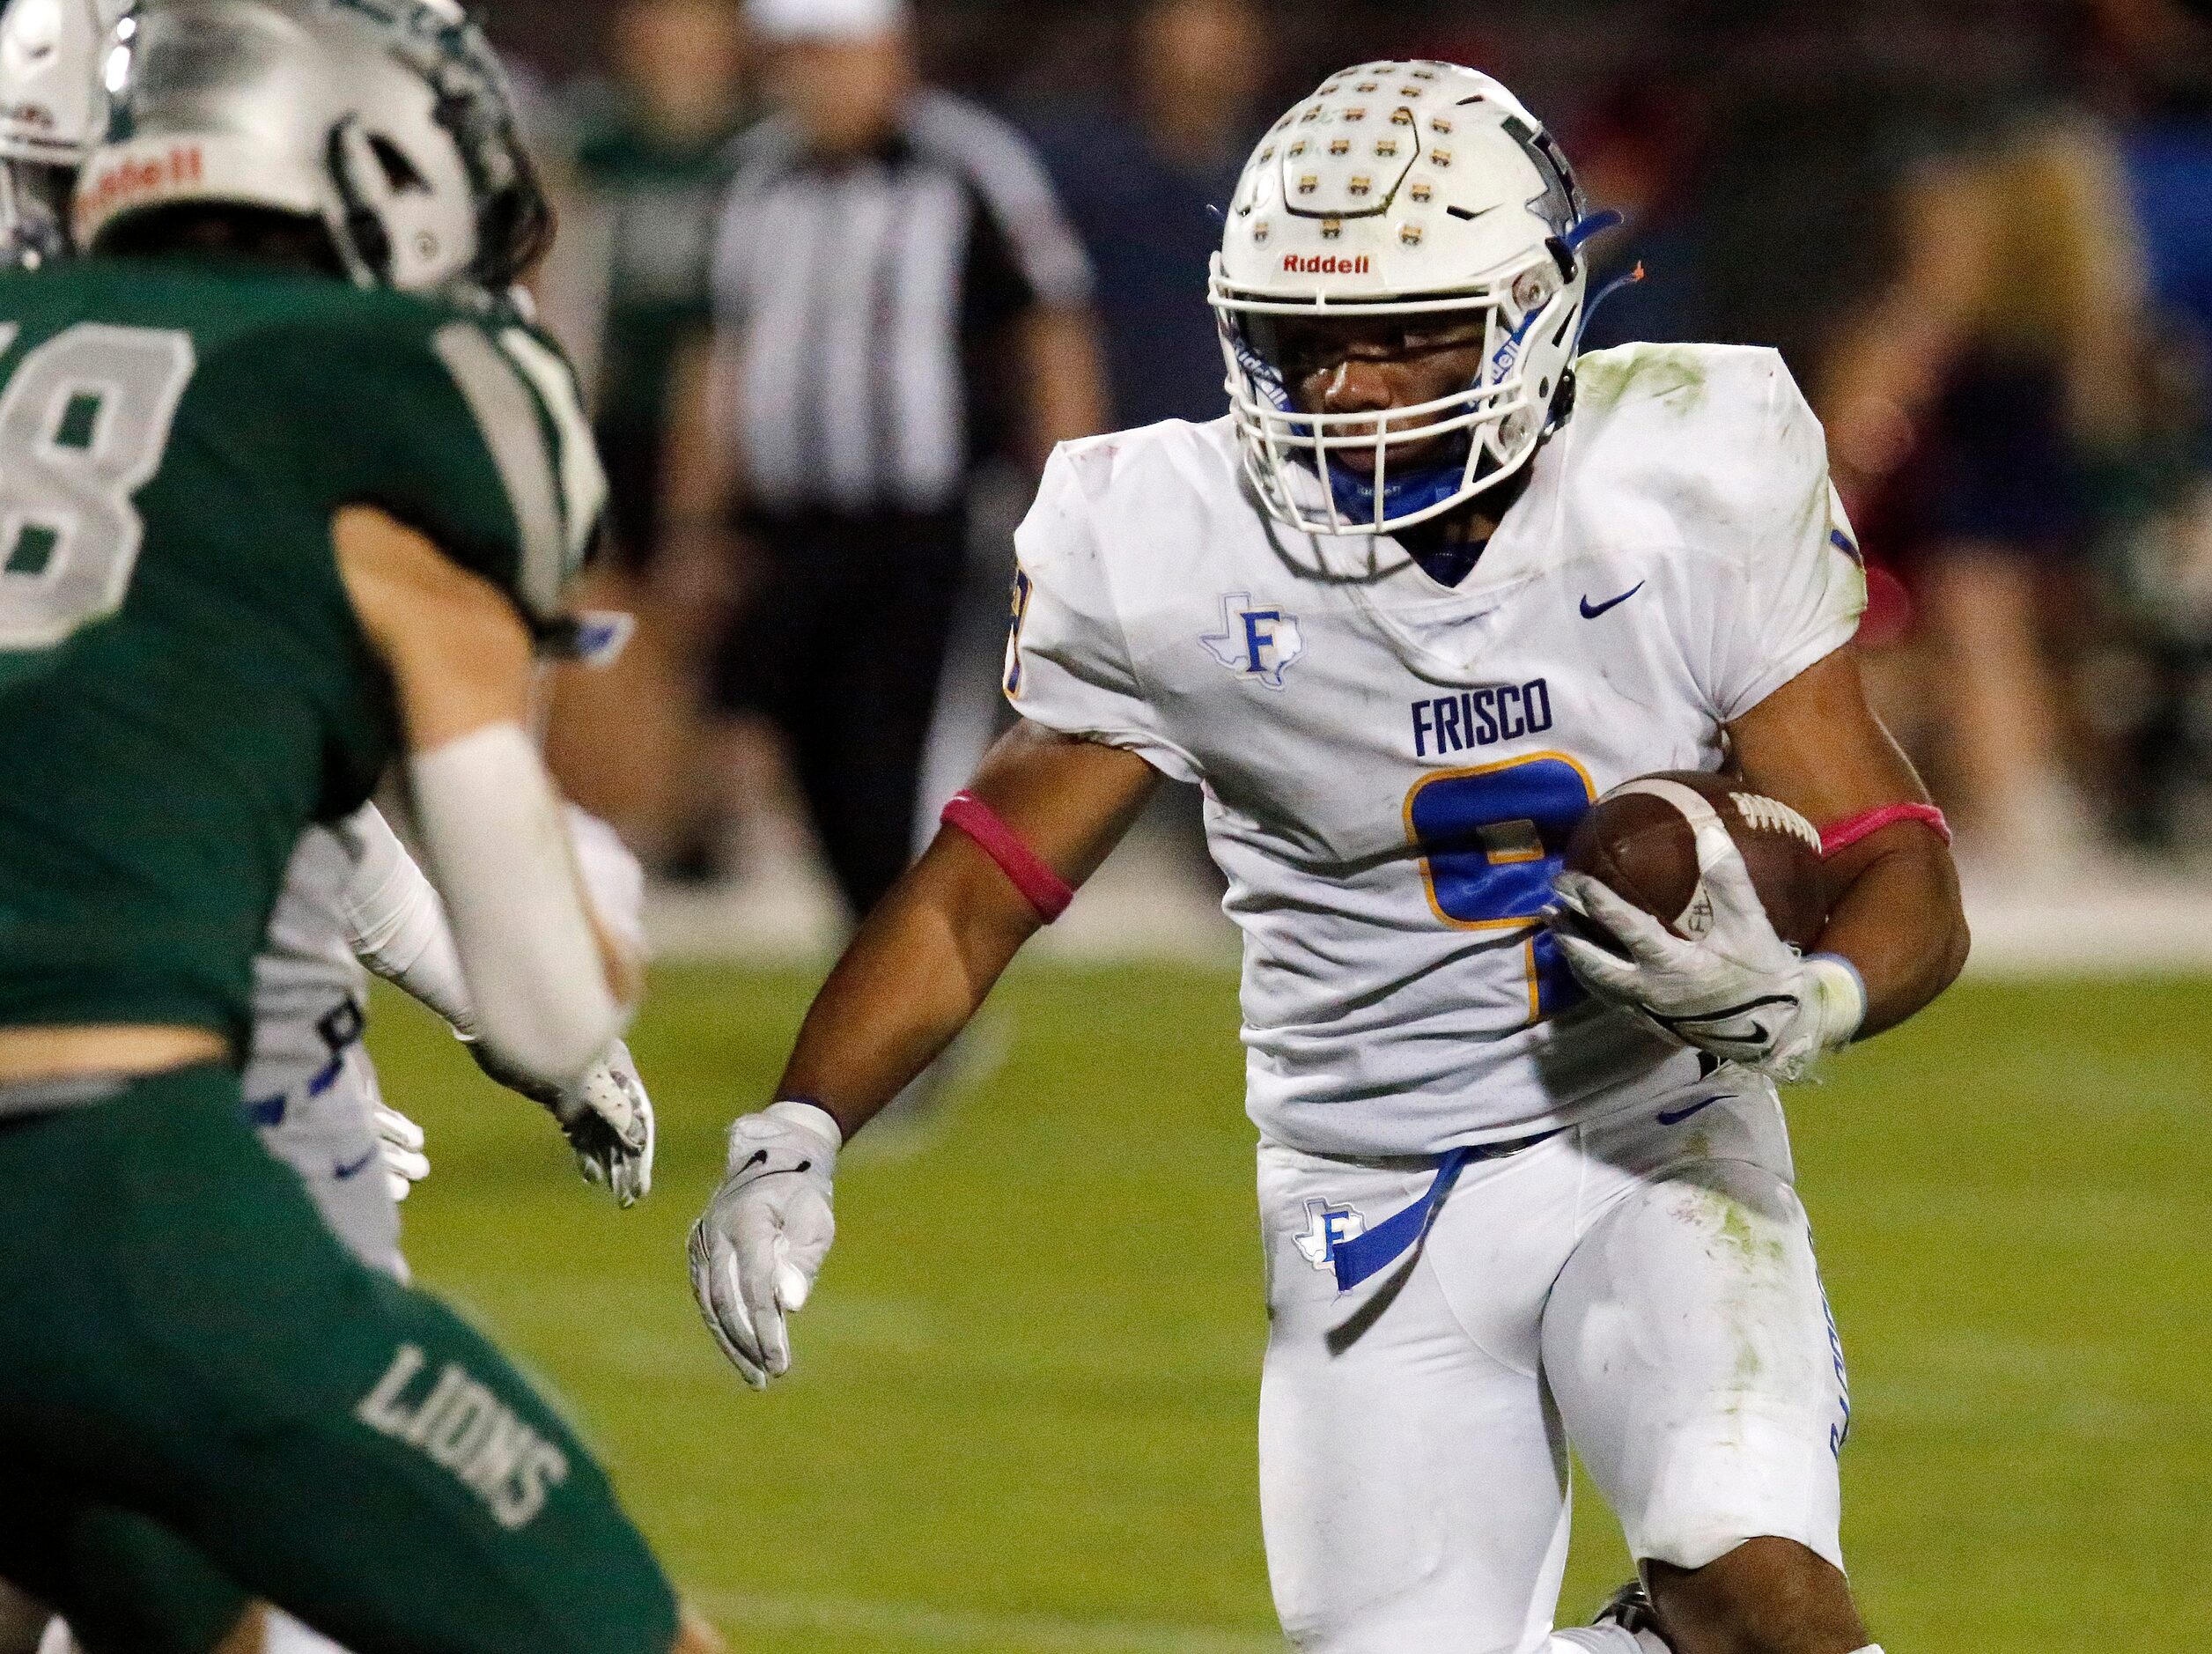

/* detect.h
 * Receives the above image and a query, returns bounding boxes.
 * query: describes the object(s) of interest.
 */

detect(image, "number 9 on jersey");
[1405,752,1596,1023]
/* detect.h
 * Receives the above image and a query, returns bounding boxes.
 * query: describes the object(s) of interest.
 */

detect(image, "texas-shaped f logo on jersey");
[1294,1199,1367,1272]
[1202,592,1305,689]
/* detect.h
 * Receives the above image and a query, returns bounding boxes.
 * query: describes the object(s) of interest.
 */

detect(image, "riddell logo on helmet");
[1282,253,1372,276]
[77,145,204,218]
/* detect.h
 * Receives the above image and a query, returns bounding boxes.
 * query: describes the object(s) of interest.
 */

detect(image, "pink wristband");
[941,791,1074,923]
[1820,802,1952,858]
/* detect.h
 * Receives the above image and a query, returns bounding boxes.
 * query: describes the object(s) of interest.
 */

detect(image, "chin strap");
[1575,259,1647,351]
[1322,454,1470,524]
[1558,206,1643,354]
[1562,208,1625,251]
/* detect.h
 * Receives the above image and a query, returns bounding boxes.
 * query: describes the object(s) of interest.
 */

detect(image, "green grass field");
[370,966,2212,1653]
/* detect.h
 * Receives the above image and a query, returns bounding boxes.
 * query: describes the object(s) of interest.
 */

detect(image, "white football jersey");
[242,814,406,1272]
[1009,342,1867,1158]
[244,823,379,1112]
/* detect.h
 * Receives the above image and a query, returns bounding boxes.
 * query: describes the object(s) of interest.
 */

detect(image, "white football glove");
[1549,847,1866,1082]
[467,1037,655,1207]
[558,1043,655,1207]
[373,1104,430,1201]
[688,1101,841,1390]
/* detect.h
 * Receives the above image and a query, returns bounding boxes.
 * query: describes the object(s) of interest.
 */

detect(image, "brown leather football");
[1562,770,1828,950]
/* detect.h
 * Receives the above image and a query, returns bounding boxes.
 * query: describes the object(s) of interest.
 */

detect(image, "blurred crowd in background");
[488,0,2212,915]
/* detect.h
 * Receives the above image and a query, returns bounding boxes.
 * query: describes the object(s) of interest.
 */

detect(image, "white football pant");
[249,1043,407,1283]
[1258,1075,1849,1654]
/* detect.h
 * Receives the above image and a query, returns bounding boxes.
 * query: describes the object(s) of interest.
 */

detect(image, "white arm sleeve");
[335,805,476,1034]
[406,724,628,1088]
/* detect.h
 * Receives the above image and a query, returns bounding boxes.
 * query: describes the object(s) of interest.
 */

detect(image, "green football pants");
[0,1065,679,1654]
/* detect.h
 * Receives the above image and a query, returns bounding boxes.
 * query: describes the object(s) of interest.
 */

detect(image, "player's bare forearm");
[778,721,1160,1136]
[1729,648,1970,1038]
[1812,828,1965,1038]
[773,841,1036,1134]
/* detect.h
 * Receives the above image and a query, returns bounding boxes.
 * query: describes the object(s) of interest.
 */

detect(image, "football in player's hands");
[1560,771,1826,953]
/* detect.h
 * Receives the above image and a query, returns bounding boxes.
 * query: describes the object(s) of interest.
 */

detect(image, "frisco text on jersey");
[1411,678,1554,759]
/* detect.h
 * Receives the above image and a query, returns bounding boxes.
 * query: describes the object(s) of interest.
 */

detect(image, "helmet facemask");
[1216,239,1584,536]
[319,0,549,294]
[388,0,550,291]
[80,0,550,302]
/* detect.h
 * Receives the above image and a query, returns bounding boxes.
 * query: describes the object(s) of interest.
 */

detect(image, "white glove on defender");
[467,1037,655,1207]
[373,1104,431,1201]
[558,1042,655,1207]
[1550,852,1865,1081]
[688,1101,841,1389]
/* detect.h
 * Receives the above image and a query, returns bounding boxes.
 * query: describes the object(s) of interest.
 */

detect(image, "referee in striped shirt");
[679,0,1105,921]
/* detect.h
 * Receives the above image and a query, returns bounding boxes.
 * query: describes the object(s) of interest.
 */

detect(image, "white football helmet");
[74,0,549,296]
[0,0,131,266]
[1212,62,1612,538]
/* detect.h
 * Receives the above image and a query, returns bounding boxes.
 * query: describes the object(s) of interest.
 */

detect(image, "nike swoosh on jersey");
[1579,582,1645,619]
[333,1148,379,1182]
[1656,1095,1725,1126]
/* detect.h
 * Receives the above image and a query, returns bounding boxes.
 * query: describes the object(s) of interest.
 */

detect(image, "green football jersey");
[0,255,602,1046]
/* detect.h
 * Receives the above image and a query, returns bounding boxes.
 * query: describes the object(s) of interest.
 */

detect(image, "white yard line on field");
[689,1589,1284,1654]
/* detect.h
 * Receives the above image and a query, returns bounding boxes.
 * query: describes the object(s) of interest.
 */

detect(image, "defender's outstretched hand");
[558,1042,655,1207]
[688,1102,842,1389]
[468,1037,656,1207]
[1550,852,1864,1081]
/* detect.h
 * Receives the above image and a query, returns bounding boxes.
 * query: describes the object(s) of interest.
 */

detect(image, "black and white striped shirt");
[709,91,1094,519]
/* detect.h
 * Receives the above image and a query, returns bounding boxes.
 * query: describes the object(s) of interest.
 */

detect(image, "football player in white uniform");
[692,59,1972,1654]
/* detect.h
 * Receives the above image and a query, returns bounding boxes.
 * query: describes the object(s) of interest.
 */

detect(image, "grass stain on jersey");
[1574,342,1713,418]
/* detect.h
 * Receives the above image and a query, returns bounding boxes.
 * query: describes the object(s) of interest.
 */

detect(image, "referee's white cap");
[746,0,911,42]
